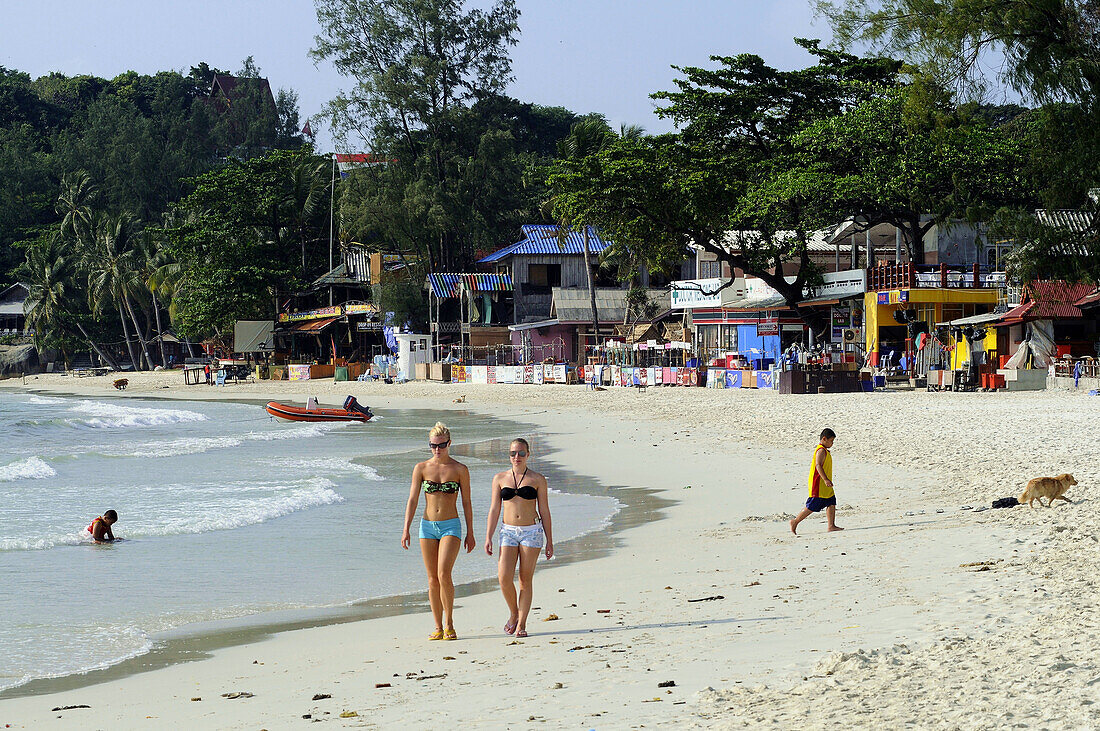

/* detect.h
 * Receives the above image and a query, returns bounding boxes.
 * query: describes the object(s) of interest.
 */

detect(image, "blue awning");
[426,273,514,298]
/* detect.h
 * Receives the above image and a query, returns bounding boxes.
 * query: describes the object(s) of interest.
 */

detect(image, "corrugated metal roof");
[479,225,610,263]
[425,273,514,298]
[550,287,670,324]
[720,229,836,254]
[1002,280,1095,322]
[1074,287,1100,308]
[1036,209,1096,233]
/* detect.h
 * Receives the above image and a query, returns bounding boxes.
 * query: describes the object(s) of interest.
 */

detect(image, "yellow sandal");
[428,629,445,640]
[443,629,457,641]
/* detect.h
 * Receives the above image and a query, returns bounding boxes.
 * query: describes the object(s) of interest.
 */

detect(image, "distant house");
[0,283,30,335]
[208,74,276,114]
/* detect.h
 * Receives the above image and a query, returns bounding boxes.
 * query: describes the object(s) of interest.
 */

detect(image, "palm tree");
[136,231,173,367]
[56,171,97,243]
[282,157,330,276]
[83,212,148,370]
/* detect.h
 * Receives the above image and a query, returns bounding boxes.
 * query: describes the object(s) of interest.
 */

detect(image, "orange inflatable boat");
[265,396,374,423]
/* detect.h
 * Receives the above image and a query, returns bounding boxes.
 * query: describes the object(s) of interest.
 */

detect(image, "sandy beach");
[0,372,1097,729]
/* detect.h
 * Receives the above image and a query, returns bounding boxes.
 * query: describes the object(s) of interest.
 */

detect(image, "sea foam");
[69,400,207,429]
[0,456,57,482]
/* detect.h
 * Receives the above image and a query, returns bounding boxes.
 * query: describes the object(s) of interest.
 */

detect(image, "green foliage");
[160,148,329,339]
[379,275,430,331]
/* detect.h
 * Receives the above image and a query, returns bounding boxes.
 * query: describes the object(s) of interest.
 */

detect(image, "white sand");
[0,372,1097,729]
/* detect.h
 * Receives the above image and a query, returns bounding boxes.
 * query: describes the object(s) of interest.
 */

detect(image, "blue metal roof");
[426,272,514,298]
[478,225,611,263]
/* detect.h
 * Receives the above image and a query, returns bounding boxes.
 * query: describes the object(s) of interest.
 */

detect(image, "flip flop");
[428,629,445,640]
[515,629,528,638]
[443,629,458,641]
[504,619,517,635]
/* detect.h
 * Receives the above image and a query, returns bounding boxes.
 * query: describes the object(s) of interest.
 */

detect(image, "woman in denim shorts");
[402,422,474,640]
[485,437,554,638]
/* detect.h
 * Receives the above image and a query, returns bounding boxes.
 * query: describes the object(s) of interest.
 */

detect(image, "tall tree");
[312,0,522,270]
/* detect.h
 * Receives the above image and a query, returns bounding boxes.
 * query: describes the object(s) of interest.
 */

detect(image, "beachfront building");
[0,283,30,336]
[479,224,691,363]
[424,272,515,362]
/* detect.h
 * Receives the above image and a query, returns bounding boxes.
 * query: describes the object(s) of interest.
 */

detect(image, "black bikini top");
[501,468,538,501]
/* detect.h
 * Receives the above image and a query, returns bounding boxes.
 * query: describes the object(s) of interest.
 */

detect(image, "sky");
[0,0,829,152]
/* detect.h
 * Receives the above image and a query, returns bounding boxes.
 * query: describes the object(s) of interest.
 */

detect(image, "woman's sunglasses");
[429,440,450,449]
[509,450,528,458]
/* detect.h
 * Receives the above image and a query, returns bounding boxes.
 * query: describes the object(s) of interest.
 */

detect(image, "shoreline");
[1,373,1097,728]
[1,416,667,700]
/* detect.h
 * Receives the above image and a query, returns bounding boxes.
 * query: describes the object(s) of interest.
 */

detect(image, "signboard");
[877,290,909,305]
[804,269,867,300]
[279,306,341,323]
[344,303,379,316]
[552,364,567,383]
[831,305,852,342]
[757,316,779,337]
[356,322,382,332]
[669,278,747,309]
[288,364,312,381]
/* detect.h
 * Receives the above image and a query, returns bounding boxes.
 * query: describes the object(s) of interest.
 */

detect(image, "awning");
[426,273,514,298]
[508,318,561,332]
[797,297,841,308]
[941,310,1009,327]
[287,316,339,333]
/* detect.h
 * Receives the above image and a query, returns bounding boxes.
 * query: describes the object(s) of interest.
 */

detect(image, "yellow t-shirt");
[808,444,833,499]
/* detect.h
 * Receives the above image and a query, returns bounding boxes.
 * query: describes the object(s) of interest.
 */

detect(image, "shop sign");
[877,290,909,305]
[757,316,779,337]
[670,278,746,309]
[279,306,342,323]
[344,303,379,316]
[356,321,382,332]
[831,305,852,342]
[288,364,312,381]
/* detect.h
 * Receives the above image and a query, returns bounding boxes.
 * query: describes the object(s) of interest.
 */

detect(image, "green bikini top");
[422,479,460,494]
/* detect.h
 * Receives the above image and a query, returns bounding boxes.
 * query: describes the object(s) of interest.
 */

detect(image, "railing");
[868,263,1007,291]
[1054,357,1100,379]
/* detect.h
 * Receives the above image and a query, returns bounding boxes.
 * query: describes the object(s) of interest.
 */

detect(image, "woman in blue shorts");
[485,437,554,638]
[402,422,474,640]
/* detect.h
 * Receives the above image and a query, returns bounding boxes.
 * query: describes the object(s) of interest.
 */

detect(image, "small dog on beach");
[1019,473,1077,507]
[452,395,466,404]
[113,378,129,391]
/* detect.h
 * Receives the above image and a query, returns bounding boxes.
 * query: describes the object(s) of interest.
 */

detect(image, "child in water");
[87,510,118,542]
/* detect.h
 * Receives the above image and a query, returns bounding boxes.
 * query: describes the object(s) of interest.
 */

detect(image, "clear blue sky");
[0,0,828,151]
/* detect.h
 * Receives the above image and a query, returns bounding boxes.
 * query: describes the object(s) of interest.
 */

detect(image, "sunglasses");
[429,440,450,449]
[509,450,528,458]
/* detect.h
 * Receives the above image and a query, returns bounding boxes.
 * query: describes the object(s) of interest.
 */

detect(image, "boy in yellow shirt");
[790,429,843,534]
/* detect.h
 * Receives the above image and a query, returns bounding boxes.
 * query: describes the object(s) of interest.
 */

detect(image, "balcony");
[868,263,1007,291]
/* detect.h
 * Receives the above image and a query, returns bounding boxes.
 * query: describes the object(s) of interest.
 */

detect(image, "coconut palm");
[83,212,149,370]
[55,171,97,243]
[282,157,331,276]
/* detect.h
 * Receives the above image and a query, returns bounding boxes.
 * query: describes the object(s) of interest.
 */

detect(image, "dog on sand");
[113,378,129,391]
[452,395,466,404]
[1019,473,1077,507]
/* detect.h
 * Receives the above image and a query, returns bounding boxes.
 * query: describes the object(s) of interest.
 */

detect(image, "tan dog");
[1019,473,1077,507]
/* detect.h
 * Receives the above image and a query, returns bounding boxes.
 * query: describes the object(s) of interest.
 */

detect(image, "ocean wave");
[104,436,244,458]
[0,478,344,552]
[69,400,207,429]
[268,456,386,481]
[0,456,57,482]
[0,624,153,693]
[26,395,65,405]
[244,421,351,441]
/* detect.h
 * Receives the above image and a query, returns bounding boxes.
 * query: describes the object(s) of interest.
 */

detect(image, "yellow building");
[865,287,999,367]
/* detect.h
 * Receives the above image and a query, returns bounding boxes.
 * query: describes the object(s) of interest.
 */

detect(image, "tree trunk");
[116,308,139,371]
[151,291,168,367]
[124,294,152,370]
[76,323,121,371]
[582,226,600,351]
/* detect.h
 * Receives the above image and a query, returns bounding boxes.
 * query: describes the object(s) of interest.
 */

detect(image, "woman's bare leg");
[436,535,462,630]
[515,545,541,634]
[498,545,520,627]
[420,538,443,631]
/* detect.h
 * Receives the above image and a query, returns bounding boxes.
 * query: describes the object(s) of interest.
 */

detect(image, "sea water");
[0,393,619,692]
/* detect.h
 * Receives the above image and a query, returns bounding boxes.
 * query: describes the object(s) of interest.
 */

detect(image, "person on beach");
[790,429,843,535]
[402,422,475,641]
[87,510,118,542]
[485,438,554,638]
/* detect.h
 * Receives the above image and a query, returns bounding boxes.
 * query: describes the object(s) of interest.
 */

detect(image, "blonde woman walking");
[402,422,475,640]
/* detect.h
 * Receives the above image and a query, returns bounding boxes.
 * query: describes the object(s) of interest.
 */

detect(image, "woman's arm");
[402,463,422,549]
[537,474,553,559]
[459,464,475,553]
[484,474,502,556]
